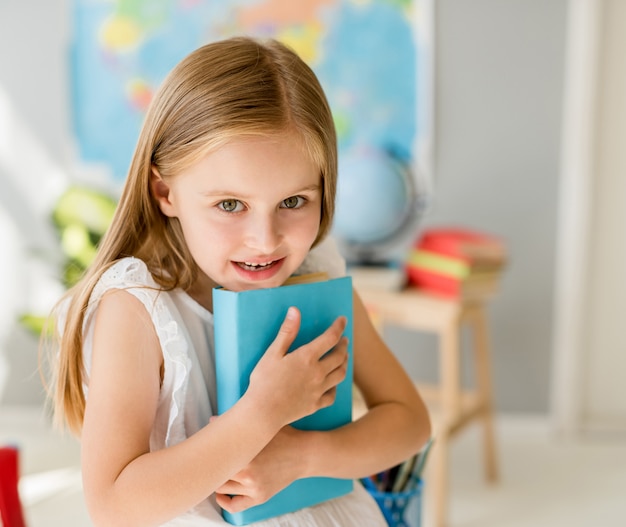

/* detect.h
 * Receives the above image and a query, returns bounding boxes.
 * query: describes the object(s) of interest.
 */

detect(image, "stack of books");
[406,228,506,300]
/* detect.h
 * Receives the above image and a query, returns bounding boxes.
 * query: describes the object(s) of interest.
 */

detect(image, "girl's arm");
[80,289,348,527]
[216,289,430,513]
[302,288,432,476]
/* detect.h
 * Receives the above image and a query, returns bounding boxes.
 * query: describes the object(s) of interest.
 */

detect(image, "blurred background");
[1,0,625,526]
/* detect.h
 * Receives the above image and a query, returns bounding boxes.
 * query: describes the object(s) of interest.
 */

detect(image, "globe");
[333,146,426,264]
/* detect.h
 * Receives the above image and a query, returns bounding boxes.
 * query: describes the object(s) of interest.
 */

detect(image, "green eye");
[219,199,241,212]
[282,196,303,209]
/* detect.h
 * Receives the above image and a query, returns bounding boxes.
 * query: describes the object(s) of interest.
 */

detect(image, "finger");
[318,337,349,374]
[319,386,337,408]
[305,316,347,361]
[267,306,301,358]
[320,348,349,394]
[215,492,232,510]
[216,492,252,513]
[215,479,244,496]
[326,344,349,378]
[320,336,349,362]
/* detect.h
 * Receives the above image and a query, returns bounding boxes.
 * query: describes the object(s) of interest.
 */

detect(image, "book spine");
[407,267,460,297]
[409,248,504,276]
[419,235,473,262]
[407,249,472,279]
[419,229,505,264]
[421,228,497,247]
[408,267,500,300]
[212,289,242,414]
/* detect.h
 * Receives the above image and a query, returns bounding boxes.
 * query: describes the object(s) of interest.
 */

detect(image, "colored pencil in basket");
[405,438,434,491]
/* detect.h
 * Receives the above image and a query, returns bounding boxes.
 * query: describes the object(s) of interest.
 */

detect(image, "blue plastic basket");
[367,479,423,527]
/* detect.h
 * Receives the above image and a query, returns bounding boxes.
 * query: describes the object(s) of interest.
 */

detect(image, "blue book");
[213,275,354,525]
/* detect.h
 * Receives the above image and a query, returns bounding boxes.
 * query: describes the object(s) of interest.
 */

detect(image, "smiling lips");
[232,257,286,282]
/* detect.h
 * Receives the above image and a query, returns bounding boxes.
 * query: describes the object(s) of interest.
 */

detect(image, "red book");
[418,228,506,266]
[407,267,500,300]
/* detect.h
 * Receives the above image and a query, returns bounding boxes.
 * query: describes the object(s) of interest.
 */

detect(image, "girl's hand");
[244,307,349,431]
[214,425,302,513]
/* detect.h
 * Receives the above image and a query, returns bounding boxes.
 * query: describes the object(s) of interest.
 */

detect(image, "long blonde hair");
[48,37,338,434]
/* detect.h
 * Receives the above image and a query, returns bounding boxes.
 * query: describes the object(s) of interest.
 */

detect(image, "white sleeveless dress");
[81,237,387,526]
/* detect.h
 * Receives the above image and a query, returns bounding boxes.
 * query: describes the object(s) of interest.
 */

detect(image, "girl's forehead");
[177,133,321,190]
[219,134,313,165]
[192,129,319,164]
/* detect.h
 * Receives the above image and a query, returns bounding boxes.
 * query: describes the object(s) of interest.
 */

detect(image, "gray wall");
[389,0,567,413]
[0,0,568,413]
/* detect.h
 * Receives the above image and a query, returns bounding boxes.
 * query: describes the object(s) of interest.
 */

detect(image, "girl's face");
[152,133,322,295]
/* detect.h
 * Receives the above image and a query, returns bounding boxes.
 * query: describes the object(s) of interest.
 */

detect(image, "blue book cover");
[213,275,354,525]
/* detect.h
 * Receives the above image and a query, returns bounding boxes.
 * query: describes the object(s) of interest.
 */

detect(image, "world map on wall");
[72,0,423,183]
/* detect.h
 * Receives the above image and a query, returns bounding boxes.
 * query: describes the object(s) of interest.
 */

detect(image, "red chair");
[0,446,27,527]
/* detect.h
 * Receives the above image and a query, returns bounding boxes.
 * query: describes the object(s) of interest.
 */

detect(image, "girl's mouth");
[233,258,285,281]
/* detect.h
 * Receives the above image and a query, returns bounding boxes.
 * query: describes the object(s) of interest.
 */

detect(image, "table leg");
[468,306,499,483]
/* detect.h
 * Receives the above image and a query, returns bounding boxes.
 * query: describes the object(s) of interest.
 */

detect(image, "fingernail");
[286,306,298,320]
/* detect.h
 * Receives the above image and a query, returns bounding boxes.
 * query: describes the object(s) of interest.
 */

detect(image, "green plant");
[19,186,117,335]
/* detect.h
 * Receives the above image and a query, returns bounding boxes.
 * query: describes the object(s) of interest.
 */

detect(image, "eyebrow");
[200,183,321,198]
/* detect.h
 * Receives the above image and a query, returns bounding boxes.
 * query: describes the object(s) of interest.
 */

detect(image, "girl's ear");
[150,166,177,217]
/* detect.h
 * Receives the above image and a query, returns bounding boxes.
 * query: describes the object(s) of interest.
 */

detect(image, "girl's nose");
[245,214,282,254]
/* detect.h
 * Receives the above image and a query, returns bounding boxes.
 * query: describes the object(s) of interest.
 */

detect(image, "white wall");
[551,0,626,436]
[582,0,626,432]
[0,0,570,414]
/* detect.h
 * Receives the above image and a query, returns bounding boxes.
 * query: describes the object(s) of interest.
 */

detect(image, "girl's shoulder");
[88,257,163,324]
[97,256,157,290]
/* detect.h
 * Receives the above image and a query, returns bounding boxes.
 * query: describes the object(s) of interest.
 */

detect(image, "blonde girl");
[50,37,430,526]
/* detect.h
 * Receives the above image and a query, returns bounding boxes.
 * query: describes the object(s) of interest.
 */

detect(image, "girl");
[50,37,430,526]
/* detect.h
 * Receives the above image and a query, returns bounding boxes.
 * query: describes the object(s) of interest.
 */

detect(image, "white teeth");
[244,261,273,267]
